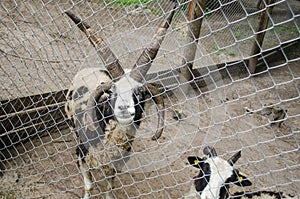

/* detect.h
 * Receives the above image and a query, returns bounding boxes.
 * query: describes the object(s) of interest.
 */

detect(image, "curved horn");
[84,83,112,131]
[227,151,241,166]
[65,11,124,80]
[146,84,165,140]
[130,4,177,83]
[203,146,218,157]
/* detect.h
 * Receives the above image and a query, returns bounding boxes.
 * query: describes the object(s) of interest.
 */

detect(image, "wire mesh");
[0,0,299,198]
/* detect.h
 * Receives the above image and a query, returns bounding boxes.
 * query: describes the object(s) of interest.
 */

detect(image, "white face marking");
[113,75,142,125]
[201,157,233,199]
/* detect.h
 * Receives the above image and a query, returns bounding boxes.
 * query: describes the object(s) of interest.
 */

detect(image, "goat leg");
[103,166,116,199]
[78,157,93,199]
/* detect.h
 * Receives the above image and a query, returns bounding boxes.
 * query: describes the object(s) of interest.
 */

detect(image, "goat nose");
[118,105,129,111]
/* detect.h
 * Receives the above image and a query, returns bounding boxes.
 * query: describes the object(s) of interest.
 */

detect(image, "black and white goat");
[231,190,296,199]
[64,3,177,198]
[181,146,252,199]
[182,146,296,199]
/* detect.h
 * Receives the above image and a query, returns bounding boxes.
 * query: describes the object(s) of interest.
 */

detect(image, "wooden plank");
[0,119,70,162]
[0,109,69,149]
[255,39,299,69]
[0,89,68,115]
[0,102,66,135]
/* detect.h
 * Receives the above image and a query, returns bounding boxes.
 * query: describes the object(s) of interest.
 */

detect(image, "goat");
[231,190,295,199]
[182,146,296,199]
[64,3,177,198]
[181,146,252,199]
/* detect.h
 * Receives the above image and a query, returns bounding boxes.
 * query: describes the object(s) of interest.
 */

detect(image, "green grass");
[228,51,236,57]
[276,25,298,32]
[235,32,242,39]
[204,7,212,18]
[108,0,151,5]
[106,0,162,15]
[212,45,237,57]
[150,8,162,16]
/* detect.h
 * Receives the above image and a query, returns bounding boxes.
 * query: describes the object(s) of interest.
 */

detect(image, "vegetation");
[204,7,212,18]
[210,45,237,57]
[108,0,151,5]
[235,32,242,39]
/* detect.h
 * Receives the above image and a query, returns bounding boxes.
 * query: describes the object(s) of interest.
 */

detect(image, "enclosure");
[0,0,299,198]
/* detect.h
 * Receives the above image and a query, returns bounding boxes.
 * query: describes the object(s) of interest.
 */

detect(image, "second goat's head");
[188,146,252,199]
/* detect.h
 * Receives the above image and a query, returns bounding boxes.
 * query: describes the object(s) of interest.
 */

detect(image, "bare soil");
[0,0,299,198]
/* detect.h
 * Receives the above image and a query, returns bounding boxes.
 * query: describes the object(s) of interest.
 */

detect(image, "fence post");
[248,0,276,74]
[179,0,206,83]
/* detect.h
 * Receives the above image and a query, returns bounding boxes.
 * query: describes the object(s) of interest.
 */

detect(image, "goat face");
[110,75,143,125]
[187,146,252,199]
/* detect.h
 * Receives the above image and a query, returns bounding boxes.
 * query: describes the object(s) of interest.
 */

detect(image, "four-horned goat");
[64,3,177,198]
[181,146,252,199]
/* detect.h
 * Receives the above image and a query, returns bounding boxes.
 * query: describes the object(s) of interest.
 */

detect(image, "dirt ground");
[0,0,299,198]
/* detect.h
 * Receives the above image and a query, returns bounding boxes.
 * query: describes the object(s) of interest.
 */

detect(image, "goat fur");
[66,68,161,198]
[180,146,252,199]
[64,2,178,197]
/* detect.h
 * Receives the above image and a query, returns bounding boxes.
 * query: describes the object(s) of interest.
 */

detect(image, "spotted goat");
[181,146,252,199]
[64,3,178,198]
[182,146,296,199]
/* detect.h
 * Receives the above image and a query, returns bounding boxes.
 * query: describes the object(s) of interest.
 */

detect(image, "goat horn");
[65,11,124,81]
[203,146,218,157]
[130,3,177,83]
[227,151,241,166]
[84,83,112,131]
[145,84,165,140]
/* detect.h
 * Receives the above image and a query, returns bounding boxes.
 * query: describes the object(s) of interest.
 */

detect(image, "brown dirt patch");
[0,0,299,198]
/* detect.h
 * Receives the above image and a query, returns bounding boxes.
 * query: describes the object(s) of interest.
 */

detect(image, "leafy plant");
[204,7,212,18]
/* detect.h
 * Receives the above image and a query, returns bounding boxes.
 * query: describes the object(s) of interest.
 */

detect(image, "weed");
[275,25,299,35]
[229,51,236,57]
[204,7,212,18]
[107,0,151,5]
[150,8,162,16]
[235,32,241,39]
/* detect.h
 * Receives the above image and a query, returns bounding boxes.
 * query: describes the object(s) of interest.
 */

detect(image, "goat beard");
[86,120,135,171]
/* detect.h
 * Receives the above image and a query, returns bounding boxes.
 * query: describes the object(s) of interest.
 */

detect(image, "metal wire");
[0,0,299,198]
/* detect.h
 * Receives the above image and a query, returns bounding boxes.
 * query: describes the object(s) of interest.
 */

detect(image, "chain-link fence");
[0,0,299,198]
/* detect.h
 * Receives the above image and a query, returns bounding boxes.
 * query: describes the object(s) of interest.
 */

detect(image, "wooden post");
[248,0,276,74]
[180,0,206,82]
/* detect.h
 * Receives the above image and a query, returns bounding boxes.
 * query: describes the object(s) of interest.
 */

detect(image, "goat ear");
[187,156,205,168]
[227,151,241,166]
[203,146,217,157]
[232,169,252,187]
